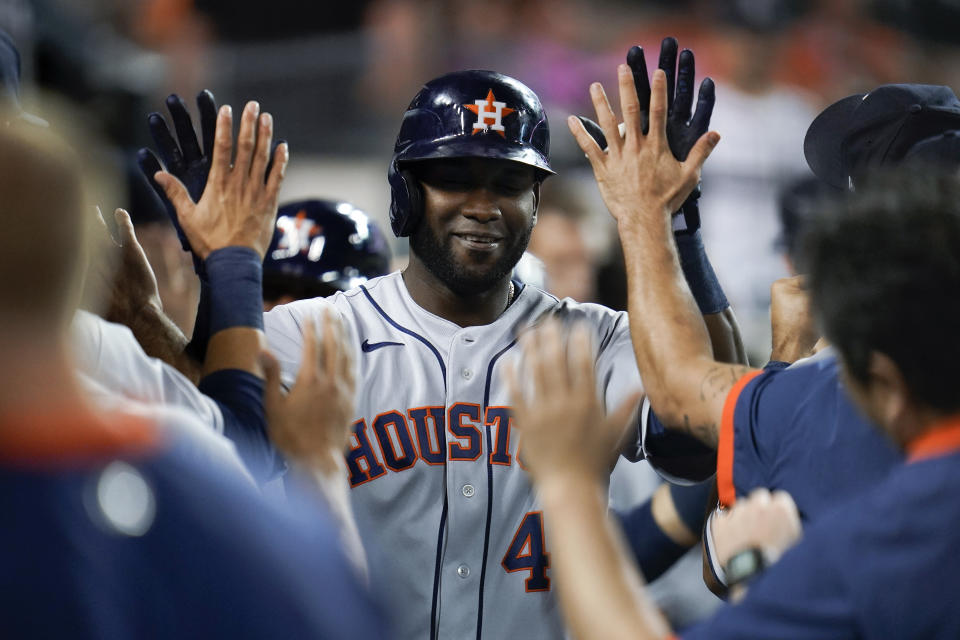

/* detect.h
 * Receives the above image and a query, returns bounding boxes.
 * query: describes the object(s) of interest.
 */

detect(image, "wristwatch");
[724,548,767,587]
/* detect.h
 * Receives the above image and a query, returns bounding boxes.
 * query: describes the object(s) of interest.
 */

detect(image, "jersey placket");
[436,327,492,639]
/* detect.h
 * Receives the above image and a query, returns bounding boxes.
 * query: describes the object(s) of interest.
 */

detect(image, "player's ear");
[864,351,911,436]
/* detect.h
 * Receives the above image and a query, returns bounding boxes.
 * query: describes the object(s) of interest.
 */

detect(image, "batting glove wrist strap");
[206,246,265,334]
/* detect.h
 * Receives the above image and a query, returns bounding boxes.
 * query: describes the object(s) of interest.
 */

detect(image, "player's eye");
[438,176,472,189]
[422,170,473,190]
[494,179,530,195]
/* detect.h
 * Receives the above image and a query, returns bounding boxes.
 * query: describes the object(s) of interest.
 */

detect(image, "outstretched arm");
[570,64,754,448]
[261,308,368,580]
[95,207,201,382]
[579,39,748,421]
[154,100,287,377]
[509,320,664,640]
[513,321,802,640]
[615,479,713,583]
[153,100,289,480]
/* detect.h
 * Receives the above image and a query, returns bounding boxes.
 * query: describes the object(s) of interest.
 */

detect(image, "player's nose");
[460,189,502,224]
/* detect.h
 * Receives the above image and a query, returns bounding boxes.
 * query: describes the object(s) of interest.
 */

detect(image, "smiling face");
[408,157,540,295]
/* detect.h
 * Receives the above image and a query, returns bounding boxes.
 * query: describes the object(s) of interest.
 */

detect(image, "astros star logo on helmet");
[465,89,515,137]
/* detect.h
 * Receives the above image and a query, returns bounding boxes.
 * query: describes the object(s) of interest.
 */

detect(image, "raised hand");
[152,101,289,260]
[101,207,164,322]
[632,39,715,233]
[508,319,641,486]
[578,38,716,233]
[568,66,719,231]
[138,91,218,259]
[261,308,356,474]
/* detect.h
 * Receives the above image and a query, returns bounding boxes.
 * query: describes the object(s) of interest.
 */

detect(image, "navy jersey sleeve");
[198,369,283,483]
[717,355,901,513]
[716,363,821,506]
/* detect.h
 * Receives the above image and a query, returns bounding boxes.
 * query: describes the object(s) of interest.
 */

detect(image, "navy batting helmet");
[387,70,555,237]
[263,199,391,301]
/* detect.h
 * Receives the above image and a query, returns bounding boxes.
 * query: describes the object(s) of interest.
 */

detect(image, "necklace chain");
[506,281,516,308]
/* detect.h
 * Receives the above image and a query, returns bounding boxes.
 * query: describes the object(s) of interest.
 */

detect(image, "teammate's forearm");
[120,302,202,384]
[539,475,672,640]
[620,209,754,447]
[201,369,276,481]
[705,307,748,365]
[620,216,717,416]
[616,482,702,583]
[674,224,747,366]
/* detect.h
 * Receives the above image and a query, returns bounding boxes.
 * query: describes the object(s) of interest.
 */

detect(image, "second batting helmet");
[263,199,391,301]
[387,70,555,237]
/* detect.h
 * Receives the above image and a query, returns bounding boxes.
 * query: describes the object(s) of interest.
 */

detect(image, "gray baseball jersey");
[71,310,224,434]
[264,271,643,639]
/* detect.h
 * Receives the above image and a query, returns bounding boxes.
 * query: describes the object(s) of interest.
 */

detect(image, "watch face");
[726,548,764,584]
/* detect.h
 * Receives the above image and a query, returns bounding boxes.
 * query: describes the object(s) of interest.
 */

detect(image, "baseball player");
[628,82,960,594]
[0,121,388,640]
[263,198,392,310]
[636,83,960,499]
[264,70,622,639]
[521,54,960,637]
[0,28,281,485]
[262,47,736,636]
[131,38,733,636]
[516,170,960,640]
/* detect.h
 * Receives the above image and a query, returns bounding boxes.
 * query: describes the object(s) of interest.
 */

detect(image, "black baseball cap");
[804,84,960,189]
[0,29,46,126]
[904,130,960,174]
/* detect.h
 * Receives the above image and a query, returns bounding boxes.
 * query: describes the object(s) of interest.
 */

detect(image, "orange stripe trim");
[0,410,160,468]
[907,417,960,463]
[717,369,763,507]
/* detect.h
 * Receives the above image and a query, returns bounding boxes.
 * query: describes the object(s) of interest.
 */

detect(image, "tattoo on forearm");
[677,364,754,448]
[699,365,752,403]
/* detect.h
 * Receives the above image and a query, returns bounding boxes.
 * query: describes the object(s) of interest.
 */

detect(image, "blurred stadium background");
[5,0,958,359]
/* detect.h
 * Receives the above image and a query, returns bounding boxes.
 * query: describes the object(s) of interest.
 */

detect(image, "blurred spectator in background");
[696,0,818,362]
[527,181,597,302]
[779,0,909,100]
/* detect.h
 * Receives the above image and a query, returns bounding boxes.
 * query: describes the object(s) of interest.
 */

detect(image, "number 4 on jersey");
[501,511,550,591]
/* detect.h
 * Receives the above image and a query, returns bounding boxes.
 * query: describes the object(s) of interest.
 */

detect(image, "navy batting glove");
[628,38,716,234]
[576,39,715,234]
[137,90,218,276]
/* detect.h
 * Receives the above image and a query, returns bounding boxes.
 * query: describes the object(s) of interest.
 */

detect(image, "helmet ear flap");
[388,161,423,237]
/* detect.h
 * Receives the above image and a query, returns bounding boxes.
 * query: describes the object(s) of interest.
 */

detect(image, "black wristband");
[615,502,689,582]
[205,247,264,334]
[675,229,729,315]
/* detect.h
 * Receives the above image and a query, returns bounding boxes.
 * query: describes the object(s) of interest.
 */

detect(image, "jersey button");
[457,564,470,579]
[461,368,473,380]
[462,484,475,498]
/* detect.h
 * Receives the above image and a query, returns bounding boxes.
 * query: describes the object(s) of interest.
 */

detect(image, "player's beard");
[410,219,533,296]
